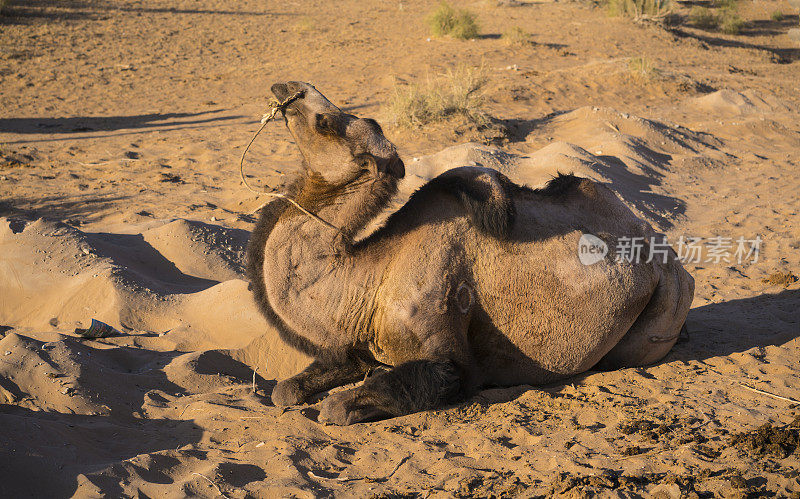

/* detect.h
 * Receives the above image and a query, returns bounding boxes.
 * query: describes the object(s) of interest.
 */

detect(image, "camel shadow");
[668,288,800,363]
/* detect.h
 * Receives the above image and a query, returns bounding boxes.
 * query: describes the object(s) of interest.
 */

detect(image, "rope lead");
[239,91,341,232]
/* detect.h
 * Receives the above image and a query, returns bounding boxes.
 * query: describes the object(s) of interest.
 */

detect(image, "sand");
[1,0,799,496]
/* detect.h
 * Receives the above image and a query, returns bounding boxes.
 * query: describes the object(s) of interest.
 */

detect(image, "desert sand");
[1,0,799,496]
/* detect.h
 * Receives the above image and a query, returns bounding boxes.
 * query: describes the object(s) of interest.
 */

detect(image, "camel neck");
[281,170,398,248]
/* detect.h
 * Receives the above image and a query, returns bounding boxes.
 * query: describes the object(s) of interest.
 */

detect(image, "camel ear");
[379,154,404,178]
[315,113,342,136]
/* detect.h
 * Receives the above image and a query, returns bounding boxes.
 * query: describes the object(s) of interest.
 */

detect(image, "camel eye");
[355,154,374,170]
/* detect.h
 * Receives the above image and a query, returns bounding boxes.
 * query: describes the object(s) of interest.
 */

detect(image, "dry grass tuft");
[761,271,798,288]
[293,16,315,33]
[426,2,480,40]
[771,10,784,21]
[689,6,720,29]
[387,64,489,128]
[502,26,535,46]
[628,56,661,82]
[689,2,745,34]
[719,9,745,34]
[606,0,673,18]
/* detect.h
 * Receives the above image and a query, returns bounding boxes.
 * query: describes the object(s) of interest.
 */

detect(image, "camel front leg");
[271,356,373,406]
[317,360,463,425]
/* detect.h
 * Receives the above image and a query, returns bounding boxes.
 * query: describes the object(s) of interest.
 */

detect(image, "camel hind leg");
[595,261,693,370]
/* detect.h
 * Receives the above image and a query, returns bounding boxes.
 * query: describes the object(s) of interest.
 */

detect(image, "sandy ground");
[1,0,800,497]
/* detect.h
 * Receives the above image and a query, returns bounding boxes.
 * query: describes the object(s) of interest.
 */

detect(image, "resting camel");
[246,81,694,425]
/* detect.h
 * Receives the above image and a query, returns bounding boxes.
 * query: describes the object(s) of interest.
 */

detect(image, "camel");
[246,81,694,425]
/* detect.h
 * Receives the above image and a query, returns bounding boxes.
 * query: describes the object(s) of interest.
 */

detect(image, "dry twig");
[739,383,800,404]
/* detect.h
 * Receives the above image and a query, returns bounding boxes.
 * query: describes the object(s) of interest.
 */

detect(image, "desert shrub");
[293,16,314,33]
[719,9,745,34]
[0,0,8,12]
[713,0,739,9]
[689,6,720,29]
[388,64,489,127]
[628,56,660,81]
[606,0,673,18]
[426,2,480,40]
[771,10,784,21]
[502,26,534,46]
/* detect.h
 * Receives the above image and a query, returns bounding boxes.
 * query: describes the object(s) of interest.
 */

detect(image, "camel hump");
[426,167,516,239]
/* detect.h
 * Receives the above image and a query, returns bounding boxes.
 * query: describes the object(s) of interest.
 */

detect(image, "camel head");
[271,81,405,185]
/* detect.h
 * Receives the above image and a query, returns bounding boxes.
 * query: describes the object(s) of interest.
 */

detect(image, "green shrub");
[388,64,489,127]
[713,0,739,9]
[502,26,534,46]
[771,10,784,21]
[719,9,745,34]
[293,16,315,33]
[628,56,660,81]
[426,2,480,40]
[689,6,720,29]
[606,0,673,18]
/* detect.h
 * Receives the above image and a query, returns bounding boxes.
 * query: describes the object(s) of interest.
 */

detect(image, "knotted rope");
[239,91,341,232]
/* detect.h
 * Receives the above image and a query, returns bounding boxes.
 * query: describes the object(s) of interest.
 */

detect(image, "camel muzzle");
[270,81,341,116]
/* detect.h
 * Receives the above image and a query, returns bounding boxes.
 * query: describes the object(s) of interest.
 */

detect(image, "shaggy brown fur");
[246,82,694,425]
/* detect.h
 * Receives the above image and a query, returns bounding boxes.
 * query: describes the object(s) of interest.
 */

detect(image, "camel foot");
[271,379,305,406]
[318,359,462,425]
[318,389,391,425]
[270,357,373,406]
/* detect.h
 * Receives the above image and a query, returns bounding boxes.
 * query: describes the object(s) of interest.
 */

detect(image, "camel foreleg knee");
[271,356,373,406]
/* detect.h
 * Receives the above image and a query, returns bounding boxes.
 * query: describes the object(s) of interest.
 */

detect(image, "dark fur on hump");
[245,175,331,360]
[529,172,582,197]
[404,167,517,239]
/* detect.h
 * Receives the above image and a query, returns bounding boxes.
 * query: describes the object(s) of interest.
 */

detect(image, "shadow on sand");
[0,0,296,24]
[0,335,274,496]
[668,26,800,64]
[0,341,199,497]
[0,111,240,135]
[672,288,800,361]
